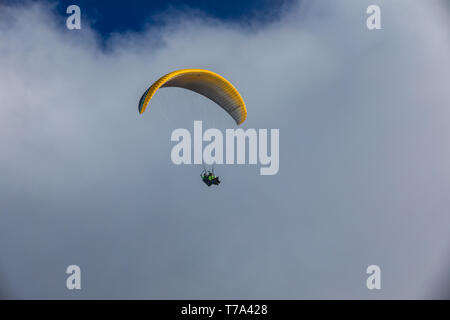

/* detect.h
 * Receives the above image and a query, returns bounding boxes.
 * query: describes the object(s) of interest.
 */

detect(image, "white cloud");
[0,0,450,298]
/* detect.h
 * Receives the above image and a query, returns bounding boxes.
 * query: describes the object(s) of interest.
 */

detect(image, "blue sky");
[52,0,292,36]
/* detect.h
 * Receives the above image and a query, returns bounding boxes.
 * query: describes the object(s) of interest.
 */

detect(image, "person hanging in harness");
[200,168,221,187]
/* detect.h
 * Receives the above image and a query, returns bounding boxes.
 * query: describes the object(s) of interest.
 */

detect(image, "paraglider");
[138,69,247,125]
[138,69,247,186]
[200,168,221,187]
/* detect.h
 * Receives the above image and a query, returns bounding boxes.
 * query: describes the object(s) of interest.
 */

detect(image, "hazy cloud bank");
[0,0,449,298]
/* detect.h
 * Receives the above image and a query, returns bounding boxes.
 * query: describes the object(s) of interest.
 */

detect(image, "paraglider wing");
[138,69,247,125]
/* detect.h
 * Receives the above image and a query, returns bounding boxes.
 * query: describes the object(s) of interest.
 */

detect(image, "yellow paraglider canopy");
[138,69,247,125]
